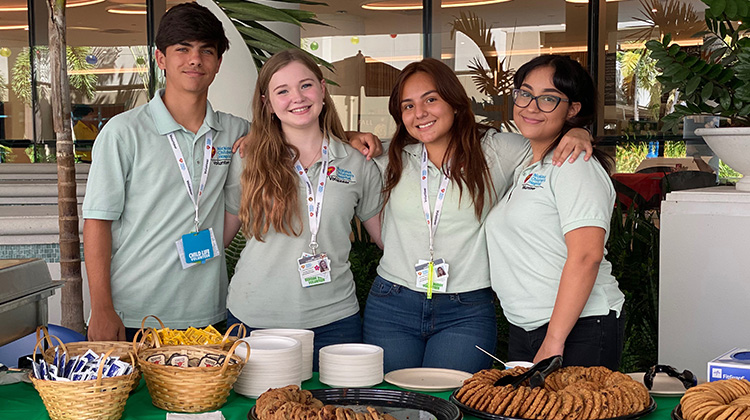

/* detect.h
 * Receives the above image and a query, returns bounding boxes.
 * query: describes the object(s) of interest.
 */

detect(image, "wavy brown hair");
[384,58,494,220]
[239,49,347,241]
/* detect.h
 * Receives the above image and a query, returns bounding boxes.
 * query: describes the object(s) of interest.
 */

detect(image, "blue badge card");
[181,229,214,264]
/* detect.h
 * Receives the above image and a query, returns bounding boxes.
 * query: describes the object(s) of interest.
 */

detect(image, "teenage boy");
[83,3,248,341]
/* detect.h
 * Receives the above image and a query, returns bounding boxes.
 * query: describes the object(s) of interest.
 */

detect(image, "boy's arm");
[83,219,126,341]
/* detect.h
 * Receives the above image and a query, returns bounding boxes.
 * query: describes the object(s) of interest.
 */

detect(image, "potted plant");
[645,0,750,190]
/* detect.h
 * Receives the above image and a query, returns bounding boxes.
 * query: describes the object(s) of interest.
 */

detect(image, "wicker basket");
[136,333,250,412]
[38,326,147,391]
[30,335,138,420]
[207,322,247,351]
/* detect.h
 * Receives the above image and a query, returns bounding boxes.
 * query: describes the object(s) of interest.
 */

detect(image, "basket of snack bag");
[29,334,138,420]
[37,325,148,391]
[139,315,244,350]
[135,327,250,412]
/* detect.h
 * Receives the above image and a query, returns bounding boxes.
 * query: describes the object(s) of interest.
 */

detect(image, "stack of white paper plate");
[250,329,314,381]
[319,343,383,387]
[233,336,302,398]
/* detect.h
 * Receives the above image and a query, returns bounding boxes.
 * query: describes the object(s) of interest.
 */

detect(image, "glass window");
[436,0,590,133]
[301,1,422,139]
[0,4,31,162]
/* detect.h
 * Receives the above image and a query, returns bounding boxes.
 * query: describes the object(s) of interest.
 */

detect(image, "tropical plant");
[450,11,516,131]
[213,0,333,72]
[645,0,750,132]
[607,205,660,373]
[631,0,706,43]
[11,46,97,106]
[617,49,662,121]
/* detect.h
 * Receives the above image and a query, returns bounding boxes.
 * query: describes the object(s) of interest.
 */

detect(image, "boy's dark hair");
[155,3,229,57]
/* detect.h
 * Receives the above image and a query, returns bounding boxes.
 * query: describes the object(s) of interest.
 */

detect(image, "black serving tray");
[249,388,462,420]
[449,389,656,420]
[672,404,684,420]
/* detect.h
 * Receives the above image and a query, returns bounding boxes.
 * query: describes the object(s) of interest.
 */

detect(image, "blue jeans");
[363,276,497,373]
[226,310,362,372]
[507,310,625,371]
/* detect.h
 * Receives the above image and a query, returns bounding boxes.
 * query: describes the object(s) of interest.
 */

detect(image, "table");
[611,172,667,209]
[0,373,680,420]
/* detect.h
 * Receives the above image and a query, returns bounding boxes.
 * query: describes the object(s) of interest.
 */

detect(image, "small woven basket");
[38,326,148,391]
[30,335,138,420]
[135,329,250,412]
[206,322,247,351]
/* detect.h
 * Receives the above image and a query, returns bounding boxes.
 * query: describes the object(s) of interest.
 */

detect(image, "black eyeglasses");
[643,364,697,390]
[512,89,569,113]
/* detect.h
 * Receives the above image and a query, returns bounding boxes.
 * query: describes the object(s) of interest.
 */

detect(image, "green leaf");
[685,75,702,95]
[737,0,749,16]
[662,33,672,47]
[668,44,681,56]
[702,82,714,101]
[236,26,298,50]
[663,62,683,77]
[720,90,732,110]
[711,0,727,16]
[739,103,750,116]
[717,68,735,84]
[690,60,706,72]
[674,68,692,82]
[683,56,699,67]
[675,51,688,62]
[725,0,738,18]
[220,2,302,26]
[706,64,723,78]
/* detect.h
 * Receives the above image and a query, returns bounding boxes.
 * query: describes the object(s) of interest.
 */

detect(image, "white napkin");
[166,412,225,420]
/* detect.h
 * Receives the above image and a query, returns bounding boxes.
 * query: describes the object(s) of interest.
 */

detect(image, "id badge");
[175,228,220,269]
[298,253,332,288]
[415,258,449,292]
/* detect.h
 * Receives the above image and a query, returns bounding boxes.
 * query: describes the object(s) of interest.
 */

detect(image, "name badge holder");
[414,144,451,298]
[168,131,221,268]
[295,138,332,287]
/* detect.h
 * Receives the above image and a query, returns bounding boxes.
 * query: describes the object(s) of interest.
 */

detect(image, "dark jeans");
[363,276,497,374]
[226,309,363,372]
[508,310,625,371]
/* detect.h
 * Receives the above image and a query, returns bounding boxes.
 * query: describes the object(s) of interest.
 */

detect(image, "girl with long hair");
[487,55,625,370]
[224,49,383,370]
[363,58,594,373]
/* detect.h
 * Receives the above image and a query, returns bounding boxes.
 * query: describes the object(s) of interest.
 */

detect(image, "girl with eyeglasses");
[486,55,625,370]
[362,58,595,373]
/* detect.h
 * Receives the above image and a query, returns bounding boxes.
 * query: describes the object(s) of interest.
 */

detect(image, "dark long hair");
[384,58,494,220]
[514,55,613,173]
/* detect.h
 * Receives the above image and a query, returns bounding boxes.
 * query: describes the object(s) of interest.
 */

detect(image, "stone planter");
[695,127,750,191]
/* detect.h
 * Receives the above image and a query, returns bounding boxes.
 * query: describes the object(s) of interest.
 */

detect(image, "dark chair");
[660,171,717,196]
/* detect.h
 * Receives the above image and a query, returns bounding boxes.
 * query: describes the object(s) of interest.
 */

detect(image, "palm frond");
[450,11,497,74]
[215,0,333,73]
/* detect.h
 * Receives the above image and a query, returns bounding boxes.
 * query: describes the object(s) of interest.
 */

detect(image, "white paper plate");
[384,367,472,392]
[626,372,703,396]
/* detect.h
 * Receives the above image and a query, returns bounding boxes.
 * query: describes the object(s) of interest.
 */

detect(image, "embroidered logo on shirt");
[211,146,232,166]
[327,166,357,184]
[522,173,546,190]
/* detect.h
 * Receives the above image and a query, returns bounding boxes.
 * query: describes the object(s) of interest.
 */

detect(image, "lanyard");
[168,131,213,232]
[420,144,450,298]
[293,138,330,254]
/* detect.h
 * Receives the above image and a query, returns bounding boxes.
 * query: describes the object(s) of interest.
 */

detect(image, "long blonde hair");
[239,49,347,241]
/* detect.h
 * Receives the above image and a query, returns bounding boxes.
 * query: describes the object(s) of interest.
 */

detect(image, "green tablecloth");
[0,373,680,420]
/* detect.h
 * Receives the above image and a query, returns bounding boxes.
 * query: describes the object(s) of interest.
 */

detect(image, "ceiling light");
[0,0,104,12]
[107,4,147,15]
[362,0,512,11]
[0,24,28,30]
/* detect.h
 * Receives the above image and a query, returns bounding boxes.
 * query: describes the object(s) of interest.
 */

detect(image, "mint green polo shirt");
[82,90,249,329]
[225,139,383,329]
[486,151,625,331]
[376,129,530,293]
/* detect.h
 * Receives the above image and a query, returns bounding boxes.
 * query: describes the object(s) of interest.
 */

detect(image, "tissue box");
[708,348,750,382]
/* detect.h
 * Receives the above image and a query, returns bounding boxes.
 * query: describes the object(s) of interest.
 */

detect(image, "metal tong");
[494,355,563,388]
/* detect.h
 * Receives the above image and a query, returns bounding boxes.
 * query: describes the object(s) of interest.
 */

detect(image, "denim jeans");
[363,276,497,373]
[226,310,362,372]
[507,310,625,371]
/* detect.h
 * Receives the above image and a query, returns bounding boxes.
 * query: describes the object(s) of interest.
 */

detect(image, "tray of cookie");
[450,366,656,420]
[250,385,462,420]
[671,378,750,420]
